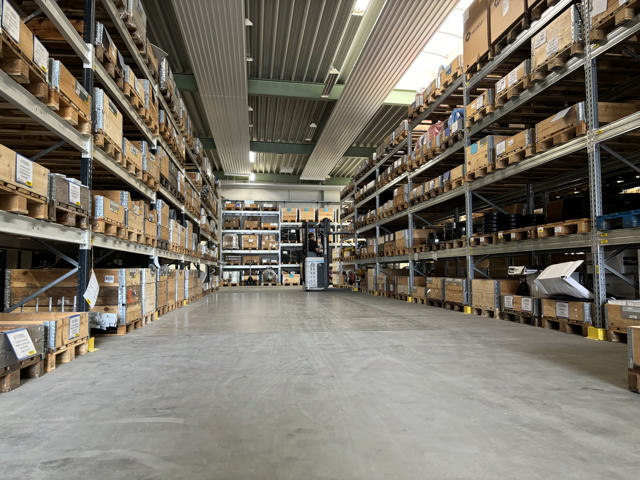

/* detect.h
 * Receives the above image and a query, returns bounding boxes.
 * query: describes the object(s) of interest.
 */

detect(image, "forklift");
[301,218,332,291]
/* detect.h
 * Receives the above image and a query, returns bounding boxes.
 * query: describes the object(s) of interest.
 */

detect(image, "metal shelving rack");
[341,0,640,329]
[0,0,220,312]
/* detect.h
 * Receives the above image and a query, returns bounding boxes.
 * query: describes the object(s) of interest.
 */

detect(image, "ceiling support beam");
[201,139,375,158]
[213,171,350,185]
[174,75,415,105]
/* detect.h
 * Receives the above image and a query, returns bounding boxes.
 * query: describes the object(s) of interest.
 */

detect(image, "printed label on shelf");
[503,0,509,16]
[68,181,81,206]
[2,0,21,42]
[498,232,504,239]
[496,77,507,94]
[591,0,607,16]
[551,106,571,123]
[537,227,544,233]
[6,328,37,360]
[33,36,49,74]
[104,274,115,284]
[496,140,506,156]
[68,314,81,339]
[556,301,570,319]
[475,94,484,110]
[534,30,547,49]
[545,36,559,59]
[508,68,518,87]
[504,295,514,310]
[521,297,533,312]
[15,154,33,188]
[83,270,99,308]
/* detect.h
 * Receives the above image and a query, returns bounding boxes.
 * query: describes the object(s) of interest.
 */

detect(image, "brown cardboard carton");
[531,5,581,71]
[495,129,534,159]
[605,302,640,333]
[542,299,593,323]
[0,143,49,199]
[490,0,527,44]
[535,103,585,143]
[299,208,316,222]
[466,135,508,172]
[472,279,520,310]
[281,208,298,222]
[463,0,491,72]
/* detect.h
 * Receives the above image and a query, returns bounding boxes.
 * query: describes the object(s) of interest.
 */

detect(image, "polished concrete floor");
[1,287,640,479]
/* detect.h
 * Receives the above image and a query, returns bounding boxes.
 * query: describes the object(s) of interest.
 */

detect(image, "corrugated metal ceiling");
[352,104,408,147]
[301,0,458,180]
[331,156,366,178]
[253,152,307,176]
[246,0,360,83]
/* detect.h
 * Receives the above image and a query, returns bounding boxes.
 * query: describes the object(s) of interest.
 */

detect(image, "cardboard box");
[531,5,581,70]
[495,59,530,97]
[127,200,145,234]
[281,208,298,222]
[48,59,91,120]
[242,234,259,249]
[605,301,640,334]
[318,207,334,221]
[490,0,527,44]
[93,190,130,209]
[49,174,90,211]
[466,135,508,172]
[463,0,491,72]
[0,143,49,199]
[502,294,540,315]
[299,208,316,222]
[439,55,463,86]
[122,137,143,172]
[466,89,494,119]
[93,88,123,147]
[542,298,593,323]
[472,279,520,311]
[535,103,585,143]
[93,195,124,225]
[449,165,464,182]
[496,129,534,159]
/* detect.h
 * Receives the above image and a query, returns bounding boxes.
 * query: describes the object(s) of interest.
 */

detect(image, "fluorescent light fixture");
[249,151,256,163]
[305,122,318,141]
[321,68,339,98]
[352,0,370,16]
[249,173,256,181]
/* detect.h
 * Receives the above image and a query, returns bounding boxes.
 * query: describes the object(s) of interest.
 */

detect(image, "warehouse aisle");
[1,288,640,479]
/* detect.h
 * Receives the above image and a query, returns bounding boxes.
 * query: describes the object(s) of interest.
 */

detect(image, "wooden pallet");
[127,229,144,243]
[492,15,530,56]
[48,202,90,230]
[443,177,465,192]
[536,122,588,153]
[443,301,464,312]
[94,132,123,163]
[495,76,528,108]
[157,239,170,251]
[469,234,497,246]
[0,180,48,219]
[628,367,640,393]
[120,156,143,180]
[43,336,89,373]
[529,0,560,22]
[46,89,91,135]
[426,299,443,308]
[0,355,43,393]
[495,145,535,169]
[465,165,493,182]
[530,42,584,82]
[466,103,496,128]
[496,227,537,243]
[542,317,588,337]
[607,329,628,343]
[0,32,49,101]
[92,317,144,336]
[141,313,155,326]
[116,78,145,116]
[142,172,159,191]
[503,312,541,327]
[261,282,278,286]
[536,218,591,238]
[160,175,182,202]
[597,209,640,230]
[471,307,504,319]
[465,50,494,77]
[92,218,126,238]
[143,234,158,248]
[95,43,122,80]
[590,0,640,43]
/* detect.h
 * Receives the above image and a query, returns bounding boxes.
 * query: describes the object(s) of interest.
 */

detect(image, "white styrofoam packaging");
[535,260,592,299]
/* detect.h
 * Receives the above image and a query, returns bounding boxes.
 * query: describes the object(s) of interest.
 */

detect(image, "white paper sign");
[503,0,509,16]
[2,0,21,42]
[33,36,49,74]
[556,301,570,319]
[546,36,559,59]
[68,314,81,339]
[508,68,518,87]
[476,95,484,110]
[15,154,33,187]
[451,121,459,134]
[496,140,506,156]
[83,270,99,308]
[534,30,547,49]
[551,107,571,123]
[496,77,507,94]
[6,329,37,360]
[68,181,81,206]
[521,297,533,312]
[591,0,607,17]
[504,295,514,309]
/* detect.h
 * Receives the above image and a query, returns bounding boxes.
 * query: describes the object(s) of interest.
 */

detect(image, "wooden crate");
[93,89,124,159]
[531,5,581,73]
[92,195,125,234]
[471,279,520,311]
[605,302,640,340]
[281,208,298,222]
[502,294,540,316]
[122,137,143,178]
[542,298,593,323]
[47,59,91,135]
[299,208,316,222]
[127,200,145,235]
[0,312,88,351]
[444,278,465,304]
[0,143,49,218]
